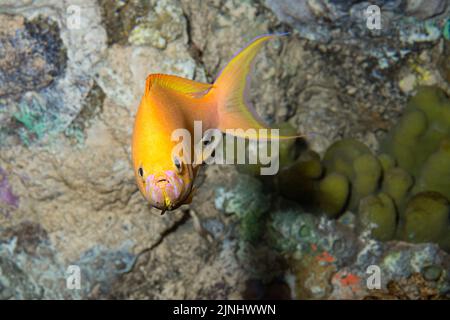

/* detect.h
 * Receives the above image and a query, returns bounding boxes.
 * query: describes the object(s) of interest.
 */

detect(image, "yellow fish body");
[132,34,285,213]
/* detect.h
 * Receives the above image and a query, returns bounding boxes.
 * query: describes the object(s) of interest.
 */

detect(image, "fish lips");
[145,170,188,211]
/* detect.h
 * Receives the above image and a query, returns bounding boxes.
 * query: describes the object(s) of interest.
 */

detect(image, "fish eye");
[138,167,144,178]
[173,155,183,173]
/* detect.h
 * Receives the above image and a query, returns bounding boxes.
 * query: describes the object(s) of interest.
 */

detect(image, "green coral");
[283,149,322,179]
[383,86,450,177]
[303,87,450,251]
[322,138,372,179]
[401,192,449,249]
[358,193,397,241]
[412,139,450,199]
[378,153,396,172]
[378,86,450,250]
[386,109,428,174]
[229,86,450,252]
[322,139,381,210]
[317,173,349,218]
[278,150,322,206]
[381,167,414,212]
[352,154,382,207]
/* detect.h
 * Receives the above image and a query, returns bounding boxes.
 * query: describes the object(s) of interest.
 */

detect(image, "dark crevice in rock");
[125,210,191,273]
[65,81,106,142]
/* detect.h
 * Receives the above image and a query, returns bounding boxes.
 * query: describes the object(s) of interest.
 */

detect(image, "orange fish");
[132,34,289,214]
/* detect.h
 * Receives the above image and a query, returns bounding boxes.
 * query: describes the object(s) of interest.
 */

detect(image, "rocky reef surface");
[0,0,449,299]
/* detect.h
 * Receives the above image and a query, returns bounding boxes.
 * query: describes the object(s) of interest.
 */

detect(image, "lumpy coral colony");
[238,86,450,252]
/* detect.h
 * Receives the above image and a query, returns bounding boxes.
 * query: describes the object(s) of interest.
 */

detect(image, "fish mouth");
[150,197,177,212]
[145,171,186,211]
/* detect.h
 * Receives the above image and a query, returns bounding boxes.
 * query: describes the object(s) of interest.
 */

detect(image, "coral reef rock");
[0,0,449,299]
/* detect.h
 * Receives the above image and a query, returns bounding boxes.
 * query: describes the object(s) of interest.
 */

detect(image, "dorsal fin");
[145,74,213,98]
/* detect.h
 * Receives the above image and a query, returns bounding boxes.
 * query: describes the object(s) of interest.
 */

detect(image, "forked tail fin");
[211,34,303,140]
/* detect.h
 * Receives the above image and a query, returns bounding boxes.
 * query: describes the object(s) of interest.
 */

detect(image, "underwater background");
[0,0,449,299]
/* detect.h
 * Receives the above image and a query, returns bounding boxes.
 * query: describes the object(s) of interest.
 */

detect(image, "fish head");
[133,146,195,212]
[131,78,200,213]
